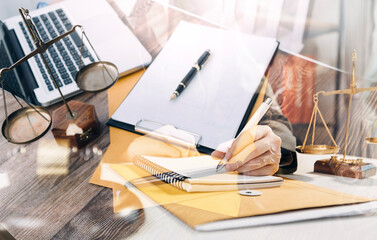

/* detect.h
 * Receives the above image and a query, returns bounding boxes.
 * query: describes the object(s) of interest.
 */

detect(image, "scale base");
[314,156,376,179]
[51,100,99,148]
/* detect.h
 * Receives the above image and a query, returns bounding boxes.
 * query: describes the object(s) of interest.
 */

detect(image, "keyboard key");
[68,65,76,72]
[61,73,69,79]
[58,67,67,75]
[60,49,68,56]
[63,55,71,61]
[71,32,81,47]
[47,84,53,91]
[40,14,48,21]
[48,12,57,20]
[48,47,56,54]
[51,52,59,60]
[64,78,73,85]
[65,23,73,31]
[66,59,74,66]
[57,26,64,34]
[32,17,40,23]
[56,62,64,68]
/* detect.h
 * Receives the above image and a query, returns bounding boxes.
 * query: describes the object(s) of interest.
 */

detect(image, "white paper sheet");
[111,21,278,150]
[196,201,377,231]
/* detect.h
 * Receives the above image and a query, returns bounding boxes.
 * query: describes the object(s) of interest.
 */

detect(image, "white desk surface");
[126,153,377,240]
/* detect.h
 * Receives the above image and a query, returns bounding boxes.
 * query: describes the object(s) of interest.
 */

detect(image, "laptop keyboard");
[18,8,95,92]
[0,41,23,97]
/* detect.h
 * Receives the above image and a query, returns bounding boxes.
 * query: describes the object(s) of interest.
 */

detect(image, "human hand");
[212,125,281,176]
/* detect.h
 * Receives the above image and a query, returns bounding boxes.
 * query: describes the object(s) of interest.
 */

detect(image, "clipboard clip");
[135,119,202,148]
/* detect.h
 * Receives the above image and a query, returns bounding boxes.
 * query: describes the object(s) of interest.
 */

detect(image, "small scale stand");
[51,100,99,148]
[297,50,377,179]
[1,8,119,148]
[314,156,376,179]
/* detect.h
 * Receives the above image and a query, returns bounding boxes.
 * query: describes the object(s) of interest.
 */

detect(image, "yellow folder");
[89,70,144,188]
[109,163,373,228]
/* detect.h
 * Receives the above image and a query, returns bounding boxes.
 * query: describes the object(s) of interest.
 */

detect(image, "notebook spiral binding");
[133,155,188,190]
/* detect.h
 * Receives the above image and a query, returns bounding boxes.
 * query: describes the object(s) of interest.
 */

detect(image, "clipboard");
[107,87,261,154]
[107,21,279,154]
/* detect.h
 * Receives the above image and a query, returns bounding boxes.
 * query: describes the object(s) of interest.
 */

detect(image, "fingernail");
[225,164,233,171]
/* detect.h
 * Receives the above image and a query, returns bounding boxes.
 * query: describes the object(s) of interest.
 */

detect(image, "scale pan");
[366,137,377,144]
[2,106,52,144]
[296,145,339,154]
[76,61,119,92]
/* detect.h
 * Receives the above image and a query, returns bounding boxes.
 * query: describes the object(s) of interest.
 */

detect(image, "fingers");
[225,125,271,160]
[211,150,225,159]
[225,125,282,174]
[235,151,280,173]
[225,138,270,171]
[242,164,280,176]
[225,126,256,160]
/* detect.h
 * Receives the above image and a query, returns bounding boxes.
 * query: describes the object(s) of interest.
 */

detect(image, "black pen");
[170,49,211,101]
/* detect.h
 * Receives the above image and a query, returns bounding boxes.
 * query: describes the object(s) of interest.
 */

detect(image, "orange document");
[110,163,374,228]
[89,70,144,188]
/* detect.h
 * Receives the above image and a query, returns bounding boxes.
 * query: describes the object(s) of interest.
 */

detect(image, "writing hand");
[212,125,281,176]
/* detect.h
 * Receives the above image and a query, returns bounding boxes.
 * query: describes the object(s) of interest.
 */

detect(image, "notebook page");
[143,155,220,176]
[142,155,282,184]
[111,21,278,150]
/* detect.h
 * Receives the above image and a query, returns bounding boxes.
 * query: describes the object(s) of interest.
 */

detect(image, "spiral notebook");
[132,155,283,192]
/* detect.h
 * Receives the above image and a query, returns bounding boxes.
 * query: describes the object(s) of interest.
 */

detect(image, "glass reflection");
[36,140,70,176]
[0,172,10,190]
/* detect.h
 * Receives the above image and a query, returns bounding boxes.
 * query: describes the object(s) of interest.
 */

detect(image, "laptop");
[0,0,152,106]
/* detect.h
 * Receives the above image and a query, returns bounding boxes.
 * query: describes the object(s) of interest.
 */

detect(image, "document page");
[111,21,278,150]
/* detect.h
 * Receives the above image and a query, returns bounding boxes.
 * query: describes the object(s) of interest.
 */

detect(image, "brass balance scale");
[296,50,377,179]
[0,8,119,147]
